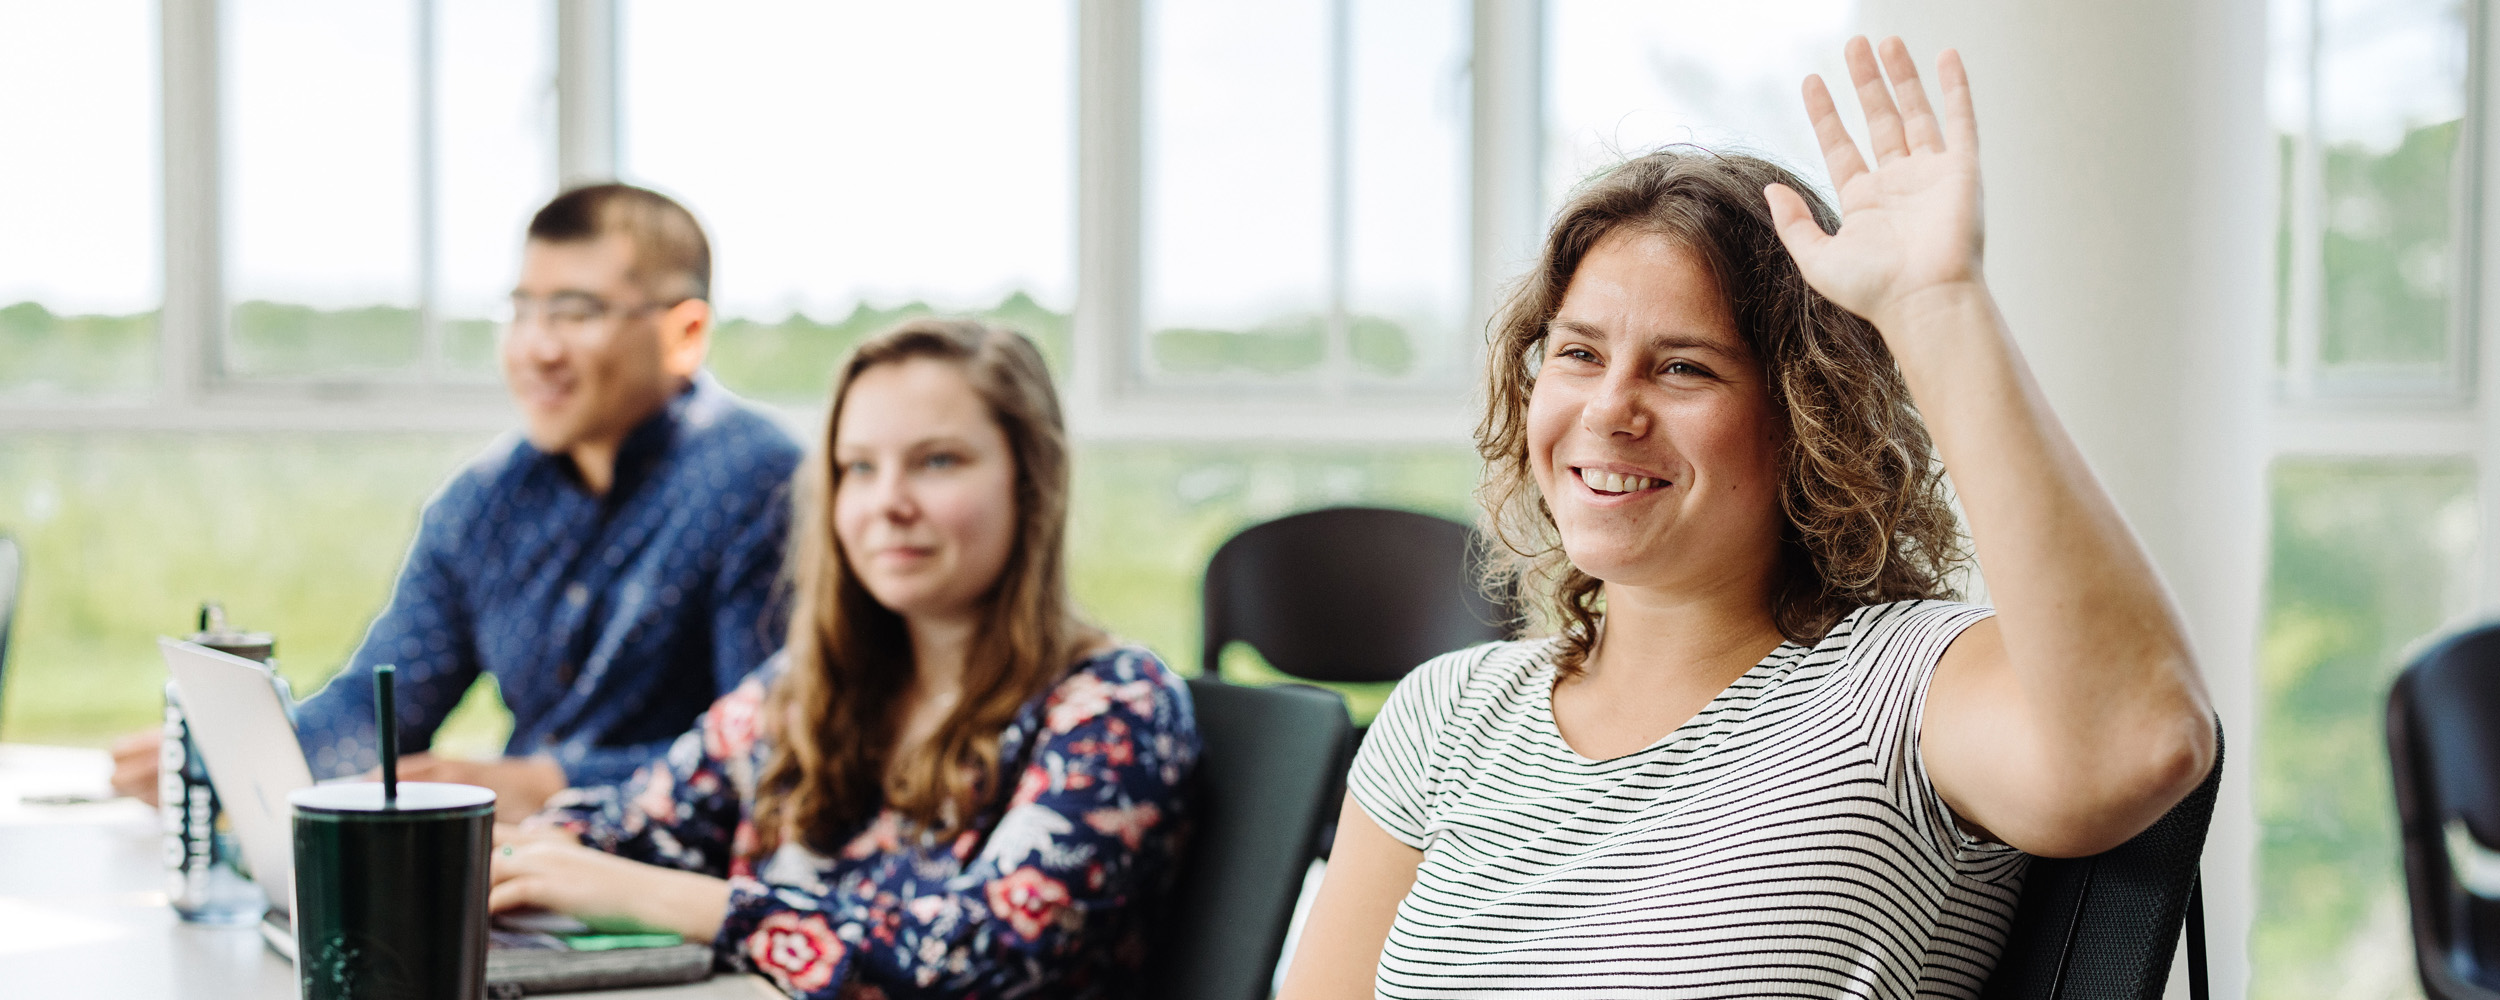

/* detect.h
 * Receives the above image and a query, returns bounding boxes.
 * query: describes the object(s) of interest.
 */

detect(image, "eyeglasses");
[498,292,672,341]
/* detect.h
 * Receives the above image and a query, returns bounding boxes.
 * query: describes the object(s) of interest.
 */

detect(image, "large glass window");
[2258,461,2477,999]
[1141,0,1470,387]
[2276,0,2471,393]
[435,0,558,377]
[622,0,1076,403]
[224,0,552,382]
[1545,0,1849,210]
[2259,0,2480,992]
[225,0,424,379]
[1068,444,1477,711]
[0,433,498,743]
[0,0,160,399]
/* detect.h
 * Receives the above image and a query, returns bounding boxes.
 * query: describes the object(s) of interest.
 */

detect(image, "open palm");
[1768,37,1985,332]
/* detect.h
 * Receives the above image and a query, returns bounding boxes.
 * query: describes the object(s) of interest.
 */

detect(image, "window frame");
[0,0,1545,440]
[2271,0,2500,606]
[1068,0,1541,443]
[2275,0,2485,405]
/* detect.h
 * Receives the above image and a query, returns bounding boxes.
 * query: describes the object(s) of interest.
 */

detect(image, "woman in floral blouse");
[487,318,1200,1000]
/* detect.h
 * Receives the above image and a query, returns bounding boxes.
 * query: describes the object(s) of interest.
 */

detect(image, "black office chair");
[1200,506,1515,858]
[1979,729,2222,1000]
[1199,506,1517,687]
[2389,625,2500,1000]
[0,533,17,731]
[1150,678,1354,1000]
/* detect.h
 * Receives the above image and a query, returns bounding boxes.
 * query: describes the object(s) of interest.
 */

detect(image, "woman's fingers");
[487,877,537,913]
[1764,184,1831,262]
[498,820,576,848]
[1938,48,1980,154]
[1802,76,1868,191]
[489,840,547,884]
[1845,36,1910,163]
[1876,37,1946,153]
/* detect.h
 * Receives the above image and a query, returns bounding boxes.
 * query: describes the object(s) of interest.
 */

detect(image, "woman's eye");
[1556,347,1598,364]
[922,452,962,470]
[841,460,873,478]
[1664,361,1711,377]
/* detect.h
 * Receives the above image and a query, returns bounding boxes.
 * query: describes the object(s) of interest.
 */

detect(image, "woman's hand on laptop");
[493,820,581,849]
[489,838,731,943]
[365,753,567,823]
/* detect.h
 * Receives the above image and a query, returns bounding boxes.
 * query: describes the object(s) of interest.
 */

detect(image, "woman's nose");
[874,474,920,522]
[1582,370,1651,438]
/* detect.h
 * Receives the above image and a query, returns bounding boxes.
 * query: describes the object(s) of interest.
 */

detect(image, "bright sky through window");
[10,0,1867,333]
[1547,0,1851,211]
[227,0,422,311]
[622,0,1075,323]
[0,0,158,315]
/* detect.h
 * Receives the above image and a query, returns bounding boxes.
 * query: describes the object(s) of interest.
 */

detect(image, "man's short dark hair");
[528,183,712,303]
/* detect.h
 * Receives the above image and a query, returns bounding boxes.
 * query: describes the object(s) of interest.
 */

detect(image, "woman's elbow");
[2021,708,2217,858]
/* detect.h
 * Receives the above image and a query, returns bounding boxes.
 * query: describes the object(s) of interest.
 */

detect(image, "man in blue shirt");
[114,185,801,818]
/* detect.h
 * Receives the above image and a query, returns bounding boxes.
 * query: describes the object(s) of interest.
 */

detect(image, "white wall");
[1848,1,2274,996]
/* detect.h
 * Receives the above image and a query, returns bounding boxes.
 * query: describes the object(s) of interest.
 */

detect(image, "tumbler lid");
[289,781,495,816]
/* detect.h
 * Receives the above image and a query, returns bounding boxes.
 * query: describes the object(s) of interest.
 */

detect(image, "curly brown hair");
[1478,148,1968,670]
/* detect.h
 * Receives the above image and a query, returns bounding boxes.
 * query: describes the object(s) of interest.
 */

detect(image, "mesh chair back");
[1200,507,1513,685]
[1980,728,2223,1000]
[0,534,16,729]
[1149,679,1353,1000]
[2389,625,2500,1000]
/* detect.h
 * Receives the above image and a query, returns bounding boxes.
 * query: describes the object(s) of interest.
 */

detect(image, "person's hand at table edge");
[361,753,568,823]
[109,729,162,805]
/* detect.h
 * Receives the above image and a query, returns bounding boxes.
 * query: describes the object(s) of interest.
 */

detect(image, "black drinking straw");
[375,663,399,808]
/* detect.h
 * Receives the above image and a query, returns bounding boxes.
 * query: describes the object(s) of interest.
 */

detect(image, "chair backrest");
[2388,625,2500,1000]
[1201,507,1513,685]
[1980,728,2223,1000]
[1149,678,1354,1000]
[0,533,16,729]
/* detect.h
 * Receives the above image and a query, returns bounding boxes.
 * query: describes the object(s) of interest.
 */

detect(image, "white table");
[0,744,778,999]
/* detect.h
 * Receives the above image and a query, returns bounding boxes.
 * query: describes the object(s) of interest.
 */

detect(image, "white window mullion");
[416,0,443,379]
[2282,0,2327,402]
[2471,0,2500,608]
[556,0,617,187]
[1322,0,1354,401]
[1072,0,1147,430]
[1468,0,1541,360]
[161,0,223,403]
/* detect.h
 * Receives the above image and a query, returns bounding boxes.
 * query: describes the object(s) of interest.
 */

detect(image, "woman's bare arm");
[1276,796,1424,1000]
[1766,37,2214,857]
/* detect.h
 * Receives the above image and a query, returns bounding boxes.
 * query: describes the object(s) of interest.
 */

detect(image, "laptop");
[159,638,713,994]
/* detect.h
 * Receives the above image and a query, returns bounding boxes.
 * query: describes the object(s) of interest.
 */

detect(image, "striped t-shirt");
[1346,600,2027,999]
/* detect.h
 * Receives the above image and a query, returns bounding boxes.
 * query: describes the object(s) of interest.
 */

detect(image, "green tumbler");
[289,782,496,1000]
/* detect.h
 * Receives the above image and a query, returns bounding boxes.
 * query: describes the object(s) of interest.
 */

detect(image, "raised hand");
[1766,36,1984,334]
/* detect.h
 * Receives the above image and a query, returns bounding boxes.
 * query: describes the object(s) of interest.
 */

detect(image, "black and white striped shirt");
[1346,600,2027,999]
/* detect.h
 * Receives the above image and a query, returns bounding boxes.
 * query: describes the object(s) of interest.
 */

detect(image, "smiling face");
[831,357,1021,623]
[503,233,695,456]
[1527,229,1788,596]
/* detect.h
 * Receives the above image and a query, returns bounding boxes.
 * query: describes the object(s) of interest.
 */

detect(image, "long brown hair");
[1478,148,1968,671]
[752,318,1100,856]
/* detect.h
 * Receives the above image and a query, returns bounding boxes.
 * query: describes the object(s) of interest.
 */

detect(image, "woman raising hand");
[1771,37,2212,859]
[1280,36,2212,1000]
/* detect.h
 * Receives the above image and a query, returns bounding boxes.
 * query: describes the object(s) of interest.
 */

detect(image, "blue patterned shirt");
[293,373,804,787]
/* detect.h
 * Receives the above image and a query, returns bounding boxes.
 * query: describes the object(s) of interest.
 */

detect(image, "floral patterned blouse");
[536,645,1200,1000]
